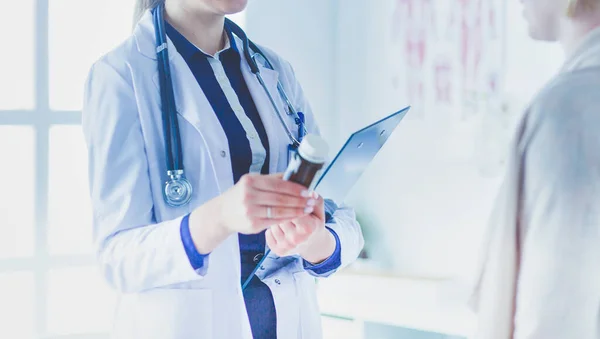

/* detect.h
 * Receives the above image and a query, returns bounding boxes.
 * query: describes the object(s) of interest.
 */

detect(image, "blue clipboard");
[314,106,410,203]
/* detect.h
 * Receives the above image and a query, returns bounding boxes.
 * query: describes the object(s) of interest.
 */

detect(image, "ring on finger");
[266,206,272,219]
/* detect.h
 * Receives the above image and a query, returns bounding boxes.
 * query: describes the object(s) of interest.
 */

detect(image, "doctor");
[82,0,364,338]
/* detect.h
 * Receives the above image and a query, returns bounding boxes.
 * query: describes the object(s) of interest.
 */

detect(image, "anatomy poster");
[389,0,505,120]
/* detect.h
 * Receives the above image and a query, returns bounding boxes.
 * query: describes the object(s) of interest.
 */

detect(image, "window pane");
[48,126,92,255]
[0,127,35,259]
[0,0,34,109]
[0,272,35,339]
[49,0,135,110]
[47,267,116,336]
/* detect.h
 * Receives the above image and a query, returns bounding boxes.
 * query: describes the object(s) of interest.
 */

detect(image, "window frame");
[0,0,98,337]
[0,3,247,338]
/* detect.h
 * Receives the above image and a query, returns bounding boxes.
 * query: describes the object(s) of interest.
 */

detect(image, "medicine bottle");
[283,134,328,188]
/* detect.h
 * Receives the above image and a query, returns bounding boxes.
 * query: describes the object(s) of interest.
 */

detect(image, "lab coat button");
[220,150,227,158]
[274,279,281,285]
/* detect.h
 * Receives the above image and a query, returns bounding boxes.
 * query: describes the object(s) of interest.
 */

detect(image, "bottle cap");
[298,134,329,164]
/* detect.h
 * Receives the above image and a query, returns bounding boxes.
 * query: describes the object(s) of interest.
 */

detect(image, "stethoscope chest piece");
[153,4,304,209]
[164,170,193,207]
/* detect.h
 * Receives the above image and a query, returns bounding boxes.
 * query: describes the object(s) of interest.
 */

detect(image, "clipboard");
[314,106,410,203]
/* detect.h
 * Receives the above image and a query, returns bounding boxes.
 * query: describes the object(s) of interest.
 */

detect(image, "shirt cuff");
[302,226,342,274]
[180,213,210,274]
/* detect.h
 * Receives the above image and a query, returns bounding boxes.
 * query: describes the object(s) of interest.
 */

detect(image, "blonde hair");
[133,0,164,26]
[567,0,599,17]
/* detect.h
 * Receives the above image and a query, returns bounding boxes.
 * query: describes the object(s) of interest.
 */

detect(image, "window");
[0,3,247,337]
[49,0,135,111]
[0,1,133,338]
[0,1,35,110]
[0,127,35,259]
[0,272,35,339]
[47,126,93,255]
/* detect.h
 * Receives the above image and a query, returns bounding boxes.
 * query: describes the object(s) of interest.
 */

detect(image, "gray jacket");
[471,27,600,339]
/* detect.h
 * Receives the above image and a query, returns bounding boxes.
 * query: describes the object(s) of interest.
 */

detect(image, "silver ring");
[266,206,272,219]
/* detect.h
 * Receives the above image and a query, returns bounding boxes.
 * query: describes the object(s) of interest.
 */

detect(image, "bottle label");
[286,144,298,168]
[283,151,302,181]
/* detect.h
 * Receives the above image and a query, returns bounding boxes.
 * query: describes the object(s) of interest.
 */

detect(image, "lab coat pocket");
[113,288,213,339]
[293,272,323,339]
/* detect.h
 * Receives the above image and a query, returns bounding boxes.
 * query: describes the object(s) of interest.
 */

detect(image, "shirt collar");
[165,21,239,60]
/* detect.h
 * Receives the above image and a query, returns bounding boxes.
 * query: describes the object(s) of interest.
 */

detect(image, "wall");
[244,0,340,145]
[334,0,503,279]
[245,0,565,280]
[503,0,564,104]
[364,323,465,339]
[335,0,564,279]
[242,2,566,337]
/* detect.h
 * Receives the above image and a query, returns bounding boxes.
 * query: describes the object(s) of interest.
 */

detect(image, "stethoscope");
[153,3,307,207]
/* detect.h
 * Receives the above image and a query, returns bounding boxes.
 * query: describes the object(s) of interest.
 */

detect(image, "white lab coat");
[470,27,600,339]
[82,11,364,339]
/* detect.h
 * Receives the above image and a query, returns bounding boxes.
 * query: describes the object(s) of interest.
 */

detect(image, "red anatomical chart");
[390,0,504,119]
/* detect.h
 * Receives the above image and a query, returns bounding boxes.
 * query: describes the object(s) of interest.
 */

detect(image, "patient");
[470,0,600,338]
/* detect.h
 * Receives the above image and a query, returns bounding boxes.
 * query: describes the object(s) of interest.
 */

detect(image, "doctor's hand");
[265,193,336,264]
[217,173,315,235]
[190,173,314,254]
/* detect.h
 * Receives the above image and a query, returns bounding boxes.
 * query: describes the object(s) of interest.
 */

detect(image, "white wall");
[245,0,565,280]
[244,0,340,145]
[334,0,564,279]
[331,0,497,279]
[503,0,564,104]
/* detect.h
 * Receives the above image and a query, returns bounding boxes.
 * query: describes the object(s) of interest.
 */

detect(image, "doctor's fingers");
[250,191,315,208]
[244,173,309,197]
[279,221,312,244]
[267,225,296,252]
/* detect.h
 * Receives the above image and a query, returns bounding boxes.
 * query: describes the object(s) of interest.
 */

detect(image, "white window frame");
[0,0,100,338]
[0,3,247,338]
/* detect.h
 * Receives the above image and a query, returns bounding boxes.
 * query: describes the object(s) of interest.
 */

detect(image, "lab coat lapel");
[163,45,235,192]
[241,57,283,174]
[165,51,226,139]
[135,11,226,142]
[135,11,231,192]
